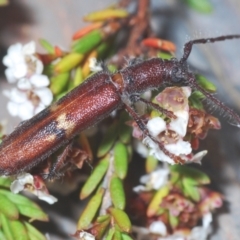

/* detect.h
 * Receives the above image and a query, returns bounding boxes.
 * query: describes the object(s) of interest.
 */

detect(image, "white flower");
[89,57,103,72]
[189,213,212,240]
[142,87,206,164]
[133,168,169,192]
[3,74,53,120]
[3,42,43,83]
[10,173,57,204]
[149,221,167,236]
[78,231,95,240]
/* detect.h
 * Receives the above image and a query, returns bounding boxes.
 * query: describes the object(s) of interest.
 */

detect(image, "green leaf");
[157,51,173,60]
[0,177,11,188]
[96,215,110,223]
[189,92,204,109]
[84,9,128,22]
[72,30,103,54]
[0,190,48,222]
[196,74,216,92]
[183,0,212,13]
[0,194,19,220]
[170,171,180,185]
[105,228,115,240]
[147,186,169,217]
[17,204,48,222]
[0,230,7,240]
[54,53,84,73]
[146,155,158,173]
[112,230,122,240]
[24,222,46,240]
[110,177,125,210]
[182,181,200,202]
[170,165,210,185]
[80,157,109,199]
[50,72,70,95]
[97,122,118,158]
[88,217,110,240]
[9,220,29,240]
[113,142,128,179]
[169,214,179,229]
[77,188,104,230]
[108,208,131,233]
[0,213,14,240]
[39,39,54,54]
[121,233,134,240]
[72,67,84,88]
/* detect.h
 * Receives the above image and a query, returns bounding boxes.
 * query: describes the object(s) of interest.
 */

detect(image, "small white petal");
[169,111,189,137]
[13,62,28,79]
[30,74,50,87]
[133,185,147,192]
[202,213,212,229]
[36,191,58,204]
[79,231,95,240]
[89,57,103,72]
[165,140,192,156]
[35,58,44,74]
[140,168,169,190]
[18,102,34,120]
[190,150,208,164]
[134,140,149,158]
[22,41,36,55]
[6,102,19,116]
[10,173,34,194]
[17,78,32,90]
[143,137,174,164]
[4,88,28,103]
[182,86,191,98]
[149,221,167,236]
[34,88,53,106]
[147,117,166,137]
[4,68,17,83]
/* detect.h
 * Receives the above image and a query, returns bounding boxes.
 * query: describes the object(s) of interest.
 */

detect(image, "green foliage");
[183,0,213,13]
[0,178,47,240]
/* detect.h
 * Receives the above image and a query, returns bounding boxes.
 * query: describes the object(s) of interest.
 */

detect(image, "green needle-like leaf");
[9,220,29,240]
[170,165,210,185]
[108,208,131,233]
[0,194,19,220]
[1,213,14,240]
[72,30,103,54]
[77,188,104,230]
[0,190,48,222]
[97,122,118,158]
[196,74,216,92]
[54,53,84,73]
[80,157,109,199]
[114,142,128,179]
[110,177,125,210]
[24,222,46,240]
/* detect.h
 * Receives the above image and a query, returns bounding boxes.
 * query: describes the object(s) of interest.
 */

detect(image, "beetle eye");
[171,66,184,82]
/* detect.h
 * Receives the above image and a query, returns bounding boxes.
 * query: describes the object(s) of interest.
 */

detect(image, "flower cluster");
[133,87,214,165]
[10,173,57,204]
[132,166,223,240]
[3,42,53,120]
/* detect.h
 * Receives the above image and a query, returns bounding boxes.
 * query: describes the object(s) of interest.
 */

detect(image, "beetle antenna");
[180,35,240,63]
[188,73,240,127]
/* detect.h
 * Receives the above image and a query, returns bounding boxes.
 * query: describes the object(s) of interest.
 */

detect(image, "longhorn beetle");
[0,35,240,176]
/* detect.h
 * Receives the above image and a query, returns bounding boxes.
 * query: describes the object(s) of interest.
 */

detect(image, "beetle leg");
[46,141,73,180]
[137,97,177,119]
[124,103,184,164]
